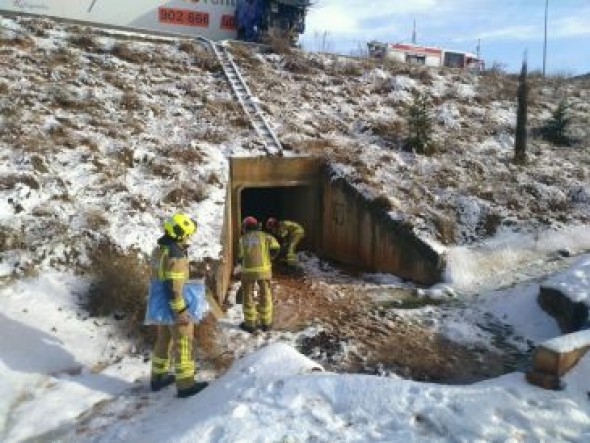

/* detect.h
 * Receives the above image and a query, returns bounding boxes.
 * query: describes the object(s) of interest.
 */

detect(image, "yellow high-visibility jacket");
[150,235,189,313]
[276,220,304,241]
[239,230,280,281]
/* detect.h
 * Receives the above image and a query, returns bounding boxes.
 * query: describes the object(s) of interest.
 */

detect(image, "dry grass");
[433,213,456,245]
[120,92,142,111]
[284,54,315,74]
[0,173,40,191]
[165,145,205,165]
[84,239,152,344]
[30,155,49,173]
[193,314,230,371]
[111,43,151,64]
[371,119,405,146]
[103,72,132,91]
[68,33,99,51]
[163,182,208,204]
[85,209,110,230]
[178,40,220,72]
[262,32,293,56]
[0,226,25,251]
[287,137,337,155]
[151,162,175,178]
[198,127,229,144]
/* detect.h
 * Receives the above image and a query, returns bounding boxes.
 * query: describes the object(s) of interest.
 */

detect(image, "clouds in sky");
[302,0,590,73]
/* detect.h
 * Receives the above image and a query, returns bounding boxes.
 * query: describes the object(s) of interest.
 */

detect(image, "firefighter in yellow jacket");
[237,216,280,333]
[149,212,208,398]
[265,218,305,265]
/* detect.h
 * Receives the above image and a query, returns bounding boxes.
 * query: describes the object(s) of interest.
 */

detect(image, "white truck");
[0,0,309,42]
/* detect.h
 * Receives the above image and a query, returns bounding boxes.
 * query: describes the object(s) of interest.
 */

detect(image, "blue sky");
[300,0,590,75]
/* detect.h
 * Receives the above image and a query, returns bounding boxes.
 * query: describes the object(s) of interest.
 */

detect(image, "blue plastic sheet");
[144,279,209,325]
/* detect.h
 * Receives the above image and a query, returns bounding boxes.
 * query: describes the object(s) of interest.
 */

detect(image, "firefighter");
[149,212,208,398]
[265,218,305,266]
[237,216,280,332]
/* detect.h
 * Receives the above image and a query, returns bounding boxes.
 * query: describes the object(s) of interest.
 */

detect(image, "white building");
[368,41,485,72]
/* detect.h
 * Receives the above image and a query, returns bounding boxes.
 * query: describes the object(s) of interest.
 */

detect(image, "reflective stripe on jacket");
[239,231,279,277]
[150,235,189,312]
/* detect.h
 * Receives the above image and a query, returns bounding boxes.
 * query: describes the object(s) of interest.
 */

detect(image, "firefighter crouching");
[149,212,208,398]
[265,218,304,265]
[237,216,280,333]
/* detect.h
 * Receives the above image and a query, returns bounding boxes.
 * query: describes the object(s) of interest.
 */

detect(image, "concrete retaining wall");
[213,156,446,305]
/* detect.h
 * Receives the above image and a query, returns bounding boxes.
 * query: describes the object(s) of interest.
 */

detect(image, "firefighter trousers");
[151,323,195,390]
[286,232,304,264]
[242,279,273,328]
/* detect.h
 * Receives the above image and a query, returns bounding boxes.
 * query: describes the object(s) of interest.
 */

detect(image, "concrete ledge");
[526,329,590,389]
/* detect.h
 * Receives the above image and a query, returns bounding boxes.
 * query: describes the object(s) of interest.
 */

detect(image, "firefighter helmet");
[266,217,278,231]
[242,216,258,231]
[163,213,197,240]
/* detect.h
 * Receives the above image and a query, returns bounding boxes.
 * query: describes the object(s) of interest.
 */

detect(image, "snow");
[542,329,590,354]
[542,255,590,305]
[1,14,590,443]
[2,275,590,443]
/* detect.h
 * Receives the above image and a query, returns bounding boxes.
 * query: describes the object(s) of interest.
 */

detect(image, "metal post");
[543,0,548,76]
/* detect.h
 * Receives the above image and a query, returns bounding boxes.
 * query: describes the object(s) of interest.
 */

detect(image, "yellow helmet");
[163,213,197,240]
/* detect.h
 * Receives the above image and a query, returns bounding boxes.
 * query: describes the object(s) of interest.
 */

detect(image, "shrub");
[163,182,208,204]
[84,239,152,344]
[406,90,435,155]
[111,43,150,64]
[541,99,571,146]
[68,33,99,51]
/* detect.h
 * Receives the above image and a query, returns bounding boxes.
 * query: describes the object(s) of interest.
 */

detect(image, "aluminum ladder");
[209,41,283,156]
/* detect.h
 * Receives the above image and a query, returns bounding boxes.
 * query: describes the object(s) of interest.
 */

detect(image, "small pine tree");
[514,58,528,165]
[406,90,435,155]
[541,100,571,145]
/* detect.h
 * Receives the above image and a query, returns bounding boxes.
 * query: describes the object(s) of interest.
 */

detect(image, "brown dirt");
[271,269,522,383]
[198,263,529,384]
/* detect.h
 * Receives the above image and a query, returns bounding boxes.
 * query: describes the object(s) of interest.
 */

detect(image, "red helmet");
[242,216,258,231]
[266,217,278,230]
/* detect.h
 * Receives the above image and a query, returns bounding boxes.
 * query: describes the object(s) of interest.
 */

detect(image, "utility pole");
[543,0,548,76]
[412,19,417,44]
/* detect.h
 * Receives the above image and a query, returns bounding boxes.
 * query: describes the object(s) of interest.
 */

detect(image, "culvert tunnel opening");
[218,157,529,385]
[239,185,317,255]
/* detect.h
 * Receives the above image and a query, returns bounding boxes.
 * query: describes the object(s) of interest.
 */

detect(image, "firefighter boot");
[260,323,273,332]
[150,373,175,392]
[177,381,209,398]
[239,321,257,333]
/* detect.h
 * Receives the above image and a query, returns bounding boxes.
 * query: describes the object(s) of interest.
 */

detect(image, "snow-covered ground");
[1,14,590,443]
[1,256,590,442]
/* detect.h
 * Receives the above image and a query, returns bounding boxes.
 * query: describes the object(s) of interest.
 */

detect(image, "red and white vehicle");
[368,41,485,72]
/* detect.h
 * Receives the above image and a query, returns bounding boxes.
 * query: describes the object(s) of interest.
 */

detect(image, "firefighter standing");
[149,212,208,398]
[265,218,305,265]
[237,216,280,333]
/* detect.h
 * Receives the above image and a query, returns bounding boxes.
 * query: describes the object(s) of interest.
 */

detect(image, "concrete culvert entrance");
[207,156,528,384]
[240,185,318,254]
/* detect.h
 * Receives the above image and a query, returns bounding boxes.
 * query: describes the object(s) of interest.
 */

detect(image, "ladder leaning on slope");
[207,40,283,156]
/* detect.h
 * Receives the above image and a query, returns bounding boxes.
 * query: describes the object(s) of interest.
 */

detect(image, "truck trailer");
[0,0,309,43]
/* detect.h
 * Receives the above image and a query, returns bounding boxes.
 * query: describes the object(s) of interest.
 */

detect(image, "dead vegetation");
[163,183,209,204]
[84,239,153,344]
